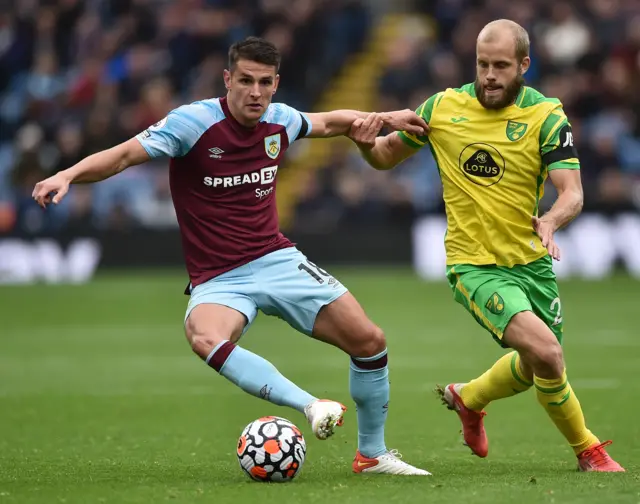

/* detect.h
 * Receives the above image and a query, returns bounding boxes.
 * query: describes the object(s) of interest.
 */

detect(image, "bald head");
[478,19,530,62]
[474,19,530,109]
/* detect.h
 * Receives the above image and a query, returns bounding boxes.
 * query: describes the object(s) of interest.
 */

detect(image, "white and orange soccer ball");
[237,416,307,482]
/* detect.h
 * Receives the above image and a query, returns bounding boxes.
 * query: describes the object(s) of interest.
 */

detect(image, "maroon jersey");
[136,97,311,288]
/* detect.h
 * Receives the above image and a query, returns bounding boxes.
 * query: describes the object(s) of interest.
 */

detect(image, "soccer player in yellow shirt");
[350,19,624,472]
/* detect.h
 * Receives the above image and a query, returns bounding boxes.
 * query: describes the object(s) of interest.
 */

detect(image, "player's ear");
[223,69,232,90]
[520,56,531,75]
[272,74,280,94]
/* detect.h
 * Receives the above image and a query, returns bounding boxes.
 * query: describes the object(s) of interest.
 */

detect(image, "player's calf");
[185,304,320,416]
[313,293,390,458]
[504,311,622,464]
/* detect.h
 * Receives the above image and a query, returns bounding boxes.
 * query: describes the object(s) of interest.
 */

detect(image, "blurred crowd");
[3,0,640,236]
[292,0,640,232]
[0,0,369,233]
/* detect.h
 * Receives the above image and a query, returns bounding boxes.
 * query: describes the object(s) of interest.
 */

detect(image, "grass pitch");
[1,269,639,503]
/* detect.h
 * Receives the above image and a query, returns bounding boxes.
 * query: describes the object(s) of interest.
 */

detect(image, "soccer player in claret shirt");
[32,37,431,476]
[350,20,624,472]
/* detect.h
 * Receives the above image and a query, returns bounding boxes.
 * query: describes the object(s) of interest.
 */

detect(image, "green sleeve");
[397,92,444,149]
[539,108,580,170]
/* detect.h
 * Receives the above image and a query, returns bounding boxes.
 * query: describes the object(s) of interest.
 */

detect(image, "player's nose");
[250,83,261,97]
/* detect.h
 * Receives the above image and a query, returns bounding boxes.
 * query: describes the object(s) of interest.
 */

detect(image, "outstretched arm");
[352,93,442,170]
[66,138,149,184]
[358,131,419,170]
[33,101,211,208]
[349,114,421,170]
[306,109,428,138]
[32,138,150,208]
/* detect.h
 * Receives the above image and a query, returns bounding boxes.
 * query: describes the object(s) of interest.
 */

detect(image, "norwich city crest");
[485,292,505,315]
[506,120,528,142]
[265,133,281,159]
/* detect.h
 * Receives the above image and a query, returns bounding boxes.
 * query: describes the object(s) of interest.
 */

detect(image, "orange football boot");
[437,383,489,458]
[577,441,625,472]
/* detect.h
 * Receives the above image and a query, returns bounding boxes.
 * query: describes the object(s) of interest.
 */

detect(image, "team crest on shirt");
[264,134,281,159]
[506,120,528,141]
[485,292,505,315]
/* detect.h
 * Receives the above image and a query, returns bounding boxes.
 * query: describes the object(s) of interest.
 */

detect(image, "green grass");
[1,269,639,503]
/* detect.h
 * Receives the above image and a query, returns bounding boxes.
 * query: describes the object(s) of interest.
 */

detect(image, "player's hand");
[383,109,430,136]
[32,172,71,209]
[532,216,561,261]
[348,113,385,150]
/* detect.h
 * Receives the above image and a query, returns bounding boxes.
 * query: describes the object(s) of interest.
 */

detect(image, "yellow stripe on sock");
[534,371,600,454]
[534,379,568,394]
[548,389,571,406]
[510,352,533,387]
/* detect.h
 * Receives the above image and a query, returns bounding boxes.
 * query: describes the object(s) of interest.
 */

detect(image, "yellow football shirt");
[399,83,580,268]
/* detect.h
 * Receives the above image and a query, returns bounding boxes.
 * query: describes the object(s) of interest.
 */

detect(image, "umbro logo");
[209,147,224,159]
[259,384,272,400]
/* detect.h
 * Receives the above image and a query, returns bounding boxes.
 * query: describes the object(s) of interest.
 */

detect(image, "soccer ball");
[237,416,306,482]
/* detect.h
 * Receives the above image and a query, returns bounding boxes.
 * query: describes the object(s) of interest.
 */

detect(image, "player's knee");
[184,315,225,360]
[351,325,386,358]
[505,311,564,377]
[530,340,564,378]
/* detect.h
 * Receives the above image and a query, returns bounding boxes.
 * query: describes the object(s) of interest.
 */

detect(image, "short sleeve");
[266,103,312,143]
[397,91,444,149]
[135,99,225,158]
[539,108,580,170]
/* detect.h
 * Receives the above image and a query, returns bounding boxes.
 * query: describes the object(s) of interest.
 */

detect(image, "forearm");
[321,110,371,137]
[63,140,145,184]
[541,188,583,230]
[358,135,398,171]
[64,146,129,183]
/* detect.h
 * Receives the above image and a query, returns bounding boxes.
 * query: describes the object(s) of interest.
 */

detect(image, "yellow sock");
[460,351,533,411]
[534,371,600,455]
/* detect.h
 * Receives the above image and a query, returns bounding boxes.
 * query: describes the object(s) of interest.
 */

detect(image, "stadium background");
[1,1,639,503]
[1,0,640,281]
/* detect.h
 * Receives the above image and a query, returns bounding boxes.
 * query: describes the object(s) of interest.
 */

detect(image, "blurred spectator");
[293,0,640,229]
[0,0,370,233]
[2,0,640,235]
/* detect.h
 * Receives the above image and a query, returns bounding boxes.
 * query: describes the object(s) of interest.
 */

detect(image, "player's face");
[475,40,529,109]
[224,59,279,126]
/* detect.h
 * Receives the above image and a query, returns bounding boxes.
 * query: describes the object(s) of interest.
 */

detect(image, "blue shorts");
[185,247,348,336]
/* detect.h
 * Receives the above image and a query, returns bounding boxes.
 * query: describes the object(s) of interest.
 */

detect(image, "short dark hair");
[228,37,281,71]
